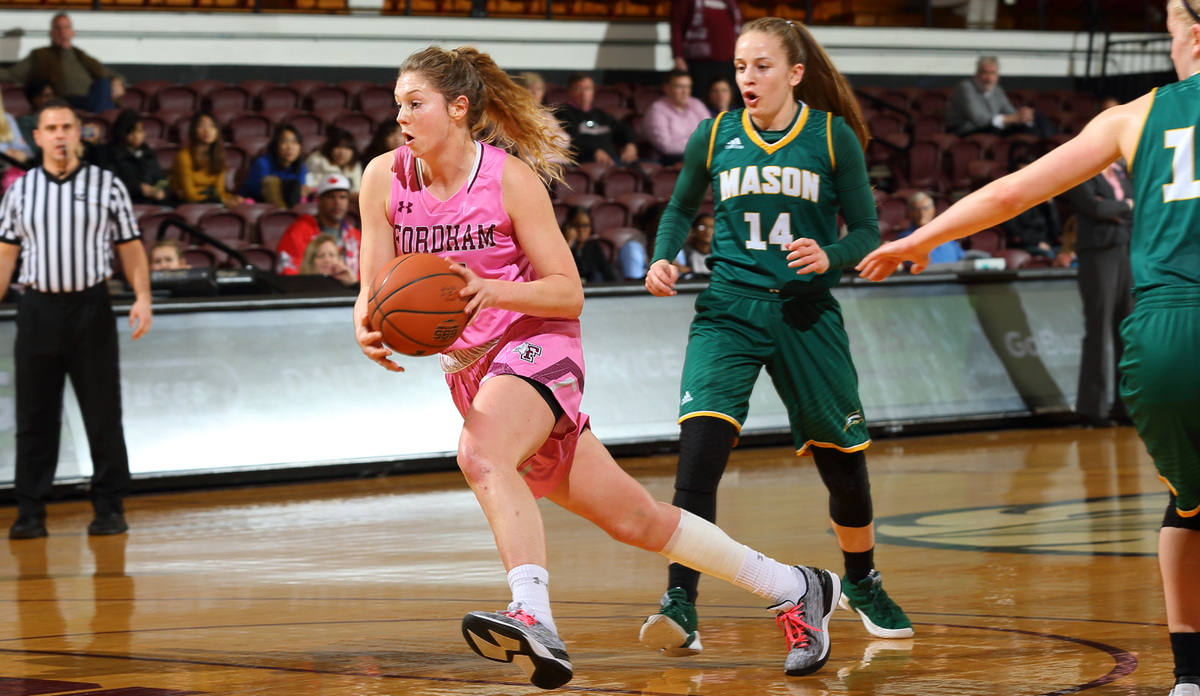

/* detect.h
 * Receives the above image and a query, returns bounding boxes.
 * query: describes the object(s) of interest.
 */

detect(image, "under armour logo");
[397,201,413,215]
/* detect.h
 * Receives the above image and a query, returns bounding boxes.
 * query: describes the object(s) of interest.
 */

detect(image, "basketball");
[367,254,469,357]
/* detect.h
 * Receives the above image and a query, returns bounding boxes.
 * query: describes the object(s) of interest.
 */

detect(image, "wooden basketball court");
[0,426,1174,695]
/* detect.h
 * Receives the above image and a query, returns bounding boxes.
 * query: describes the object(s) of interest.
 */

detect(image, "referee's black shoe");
[87,513,128,536]
[9,515,48,539]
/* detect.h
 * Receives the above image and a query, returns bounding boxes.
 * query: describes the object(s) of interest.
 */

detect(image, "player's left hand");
[786,238,830,275]
[129,298,153,340]
[449,263,498,327]
[856,238,930,281]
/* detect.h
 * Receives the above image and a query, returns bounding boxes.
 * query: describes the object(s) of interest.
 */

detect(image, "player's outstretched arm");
[354,152,403,372]
[856,94,1150,281]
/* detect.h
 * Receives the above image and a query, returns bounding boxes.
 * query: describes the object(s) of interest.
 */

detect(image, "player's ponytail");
[398,46,571,186]
[741,17,870,151]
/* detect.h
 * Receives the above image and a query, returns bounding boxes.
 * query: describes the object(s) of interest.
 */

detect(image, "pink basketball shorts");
[446,316,590,499]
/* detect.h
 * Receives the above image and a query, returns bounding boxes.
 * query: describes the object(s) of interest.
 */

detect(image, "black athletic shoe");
[462,603,573,690]
[87,513,128,536]
[9,515,47,539]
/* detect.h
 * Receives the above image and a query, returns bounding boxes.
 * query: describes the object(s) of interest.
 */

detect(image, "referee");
[2,99,152,540]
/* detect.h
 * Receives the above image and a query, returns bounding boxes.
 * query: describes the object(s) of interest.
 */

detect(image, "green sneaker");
[838,570,914,639]
[640,588,703,656]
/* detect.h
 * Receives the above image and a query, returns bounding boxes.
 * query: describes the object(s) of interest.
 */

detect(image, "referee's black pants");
[14,283,131,519]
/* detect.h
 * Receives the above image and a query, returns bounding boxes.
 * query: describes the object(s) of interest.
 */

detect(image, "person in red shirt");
[276,173,361,277]
[670,0,742,109]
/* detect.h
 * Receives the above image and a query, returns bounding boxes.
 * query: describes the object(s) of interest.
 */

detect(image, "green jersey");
[1130,72,1200,294]
[652,103,879,294]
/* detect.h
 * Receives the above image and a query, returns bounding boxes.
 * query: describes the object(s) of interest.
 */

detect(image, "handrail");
[156,217,255,270]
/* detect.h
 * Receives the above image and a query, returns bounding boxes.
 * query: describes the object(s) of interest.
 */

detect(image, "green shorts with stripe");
[1119,285,1200,516]
[679,281,871,455]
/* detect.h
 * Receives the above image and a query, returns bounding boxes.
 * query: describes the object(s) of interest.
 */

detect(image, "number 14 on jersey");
[744,212,793,251]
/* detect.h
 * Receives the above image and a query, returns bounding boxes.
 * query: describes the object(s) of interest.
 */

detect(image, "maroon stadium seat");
[598,167,641,198]
[333,113,374,138]
[155,86,199,112]
[553,203,569,228]
[598,227,647,265]
[260,86,301,111]
[138,210,185,242]
[199,210,247,243]
[338,80,375,99]
[997,248,1032,269]
[901,141,942,192]
[913,116,942,142]
[119,87,147,113]
[650,168,679,198]
[235,243,276,271]
[141,116,168,146]
[1032,93,1062,114]
[948,140,983,190]
[153,144,180,173]
[576,161,611,187]
[235,135,271,158]
[182,246,218,268]
[359,86,395,112]
[284,113,324,141]
[2,86,29,116]
[593,87,626,113]
[876,197,907,238]
[590,201,628,233]
[914,91,948,117]
[289,80,326,99]
[564,193,604,210]
[229,114,273,141]
[175,203,222,226]
[257,210,299,250]
[556,169,590,198]
[615,192,657,224]
[313,107,352,128]
[189,80,226,98]
[310,86,349,111]
[966,227,1005,255]
[209,86,251,111]
[239,80,277,99]
[633,90,660,115]
[291,201,319,218]
[135,80,174,98]
[259,107,298,126]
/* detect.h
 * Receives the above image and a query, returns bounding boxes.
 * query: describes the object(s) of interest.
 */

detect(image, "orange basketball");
[367,254,469,357]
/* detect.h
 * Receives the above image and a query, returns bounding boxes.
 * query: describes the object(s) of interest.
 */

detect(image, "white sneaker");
[1171,685,1200,696]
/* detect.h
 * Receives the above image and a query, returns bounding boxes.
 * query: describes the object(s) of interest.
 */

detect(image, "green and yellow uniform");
[1122,71,1200,515]
[653,103,879,454]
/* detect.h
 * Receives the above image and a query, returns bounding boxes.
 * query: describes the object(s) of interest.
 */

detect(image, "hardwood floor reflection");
[0,426,1175,695]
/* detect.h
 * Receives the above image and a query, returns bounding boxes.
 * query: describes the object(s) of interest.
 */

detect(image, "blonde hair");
[0,91,13,144]
[398,46,571,185]
[740,18,870,151]
[518,71,545,89]
[300,234,339,275]
[152,239,184,258]
[1169,0,1200,22]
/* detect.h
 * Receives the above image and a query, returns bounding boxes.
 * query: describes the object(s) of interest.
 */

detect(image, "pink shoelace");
[503,608,538,627]
[775,603,820,650]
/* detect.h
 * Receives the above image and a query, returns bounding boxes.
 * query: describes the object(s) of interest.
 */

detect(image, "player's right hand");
[645,259,679,297]
[856,238,930,282]
[355,311,404,373]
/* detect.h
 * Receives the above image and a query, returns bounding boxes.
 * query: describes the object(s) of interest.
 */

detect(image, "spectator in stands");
[299,233,356,287]
[556,73,638,166]
[0,14,125,113]
[562,206,617,284]
[1001,153,1061,257]
[896,192,968,266]
[16,79,53,159]
[678,213,714,276]
[150,240,189,271]
[644,69,710,166]
[277,173,360,278]
[705,76,733,117]
[305,128,362,196]
[362,121,403,163]
[171,111,242,208]
[1063,117,1134,428]
[243,125,308,208]
[518,71,571,165]
[0,90,33,170]
[946,56,1045,137]
[96,109,166,205]
[671,0,741,108]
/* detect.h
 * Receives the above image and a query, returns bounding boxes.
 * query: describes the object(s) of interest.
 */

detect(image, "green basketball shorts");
[1120,285,1200,516]
[678,281,871,455]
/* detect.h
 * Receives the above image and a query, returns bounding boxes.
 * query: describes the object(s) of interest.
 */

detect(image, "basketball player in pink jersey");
[354,46,843,690]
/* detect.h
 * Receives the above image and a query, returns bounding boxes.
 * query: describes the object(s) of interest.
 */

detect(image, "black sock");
[843,548,874,585]
[1173,632,1200,683]
[667,564,700,604]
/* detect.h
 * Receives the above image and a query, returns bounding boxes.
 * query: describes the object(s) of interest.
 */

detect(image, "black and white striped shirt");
[0,164,140,293]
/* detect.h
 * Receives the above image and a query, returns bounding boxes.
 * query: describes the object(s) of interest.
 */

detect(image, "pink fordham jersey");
[389,141,534,354]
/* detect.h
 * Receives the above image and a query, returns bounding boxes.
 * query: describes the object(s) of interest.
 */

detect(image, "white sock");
[507,564,557,635]
[733,548,805,605]
[659,510,805,605]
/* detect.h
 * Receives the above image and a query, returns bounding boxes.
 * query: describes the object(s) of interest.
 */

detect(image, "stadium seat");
[199,210,247,243]
[1032,93,1062,114]
[291,201,319,218]
[232,202,279,239]
[598,227,647,264]
[359,86,395,112]
[138,210,185,242]
[964,132,1000,156]
[260,86,301,111]
[576,161,611,187]
[554,169,590,199]
[947,140,983,190]
[310,86,350,111]
[914,91,948,117]
[235,135,271,158]
[175,203,223,226]
[876,197,907,238]
[182,246,218,268]
[564,193,604,210]
[965,227,1004,254]
[997,248,1032,269]
[235,243,276,271]
[156,111,192,143]
[189,80,226,98]
[156,86,199,112]
[598,167,641,198]
[229,113,273,141]
[332,113,374,138]
[913,116,942,142]
[141,116,168,146]
[338,80,375,100]
[289,80,327,99]
[650,168,679,198]
[2,86,28,116]
[553,203,569,228]
[313,107,351,127]
[119,87,147,113]
[593,87,626,113]
[209,86,251,111]
[614,191,657,225]
[364,106,396,128]
[590,200,628,232]
[868,113,905,139]
[899,141,942,192]
[135,80,174,99]
[131,204,163,220]
[284,112,324,141]
[633,90,661,115]
[967,159,995,188]
[257,210,300,250]
[153,144,180,173]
